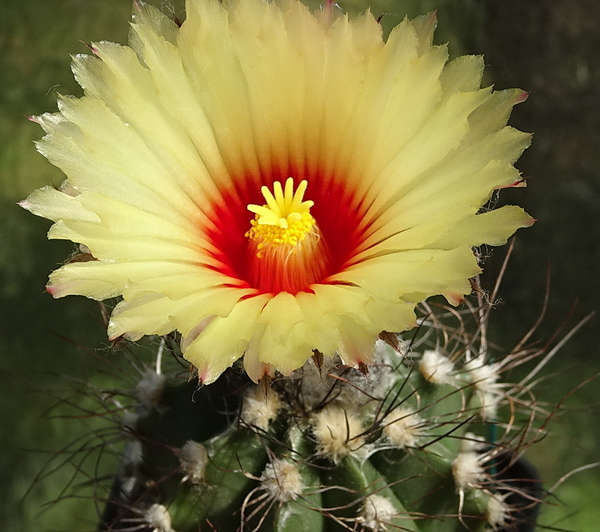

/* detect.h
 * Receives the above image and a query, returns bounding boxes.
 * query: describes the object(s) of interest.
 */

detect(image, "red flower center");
[204,166,370,295]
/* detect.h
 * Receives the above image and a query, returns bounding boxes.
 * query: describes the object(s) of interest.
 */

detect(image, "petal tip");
[515,90,529,104]
[46,284,58,297]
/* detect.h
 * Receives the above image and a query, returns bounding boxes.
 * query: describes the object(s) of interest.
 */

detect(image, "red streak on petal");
[495,180,522,190]
[198,366,209,384]
[515,91,529,104]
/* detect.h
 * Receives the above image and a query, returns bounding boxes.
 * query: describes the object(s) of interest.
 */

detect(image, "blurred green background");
[1,0,599,530]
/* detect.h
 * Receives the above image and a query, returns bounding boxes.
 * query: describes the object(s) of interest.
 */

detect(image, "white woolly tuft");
[359,494,398,531]
[285,355,338,408]
[144,503,174,532]
[383,407,424,449]
[479,390,501,420]
[373,339,410,394]
[486,492,510,529]
[135,368,166,407]
[464,358,502,420]
[464,358,500,391]
[284,354,382,416]
[452,451,486,491]
[460,432,487,453]
[260,458,304,502]
[179,440,208,483]
[240,385,281,431]
[419,350,455,385]
[312,405,365,463]
[374,338,409,362]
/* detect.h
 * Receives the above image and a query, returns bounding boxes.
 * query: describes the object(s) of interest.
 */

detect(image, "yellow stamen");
[246,178,316,251]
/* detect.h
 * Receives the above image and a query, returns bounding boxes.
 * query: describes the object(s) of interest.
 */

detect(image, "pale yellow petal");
[336,247,480,305]
[336,315,378,367]
[23,0,533,384]
[48,260,203,299]
[108,293,176,339]
[378,88,492,191]
[38,96,204,227]
[19,186,100,224]
[345,36,448,194]
[258,292,304,346]
[109,285,251,339]
[130,1,178,48]
[228,0,307,173]
[130,22,229,192]
[120,269,233,302]
[254,330,312,375]
[294,291,339,357]
[178,0,261,180]
[411,12,437,54]
[463,88,529,147]
[183,294,272,384]
[47,219,214,266]
[432,205,535,249]
[72,192,192,239]
[358,136,531,255]
[312,284,371,324]
[439,55,485,93]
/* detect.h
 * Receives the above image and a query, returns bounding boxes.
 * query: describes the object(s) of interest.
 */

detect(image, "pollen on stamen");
[245,178,329,294]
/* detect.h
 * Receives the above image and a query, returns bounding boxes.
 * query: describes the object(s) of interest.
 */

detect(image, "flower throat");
[246,178,329,293]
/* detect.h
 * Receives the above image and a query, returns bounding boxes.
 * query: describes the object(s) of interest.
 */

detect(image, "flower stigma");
[245,178,328,294]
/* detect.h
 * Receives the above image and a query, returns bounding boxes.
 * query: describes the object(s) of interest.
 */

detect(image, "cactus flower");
[21,0,533,384]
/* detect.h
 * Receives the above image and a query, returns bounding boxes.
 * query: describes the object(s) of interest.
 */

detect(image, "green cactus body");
[106,333,524,532]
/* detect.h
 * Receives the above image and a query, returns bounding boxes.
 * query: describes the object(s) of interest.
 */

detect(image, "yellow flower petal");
[432,205,536,249]
[184,294,272,384]
[23,0,533,383]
